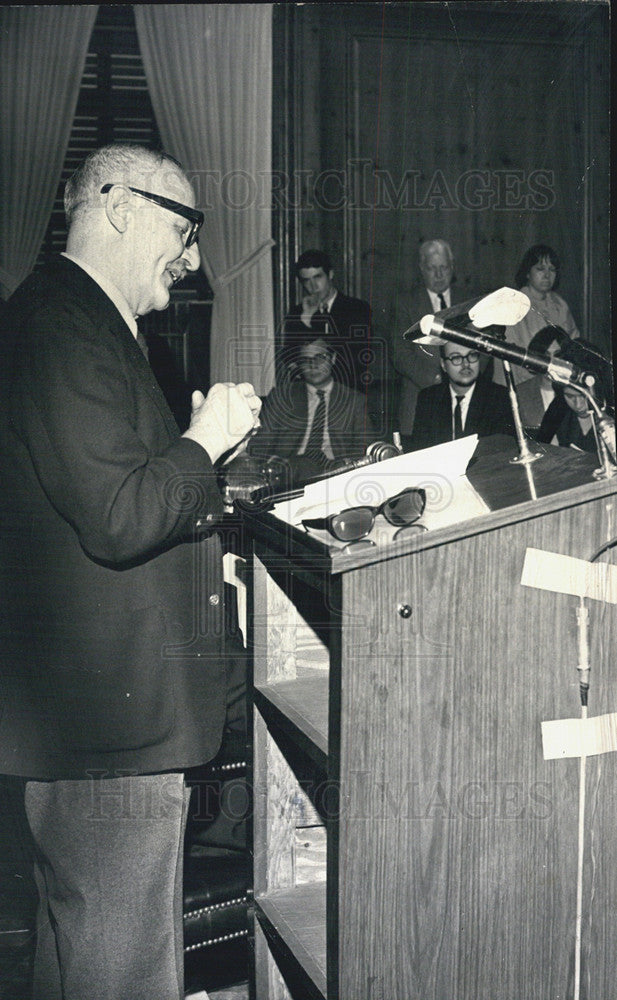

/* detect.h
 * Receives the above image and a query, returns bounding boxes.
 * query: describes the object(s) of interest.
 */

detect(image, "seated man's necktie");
[454,394,465,438]
[304,389,327,460]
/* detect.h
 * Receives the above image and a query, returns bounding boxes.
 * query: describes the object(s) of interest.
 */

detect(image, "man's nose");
[183,241,200,272]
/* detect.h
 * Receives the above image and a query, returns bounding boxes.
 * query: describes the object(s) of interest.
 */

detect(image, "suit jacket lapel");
[465,380,486,434]
[287,383,309,453]
[126,329,181,436]
[328,382,346,452]
[438,383,454,440]
[57,257,180,436]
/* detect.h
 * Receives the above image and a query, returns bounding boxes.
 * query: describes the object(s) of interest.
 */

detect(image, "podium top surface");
[246,440,614,575]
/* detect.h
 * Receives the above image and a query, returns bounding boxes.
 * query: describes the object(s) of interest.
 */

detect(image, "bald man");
[0,143,261,1000]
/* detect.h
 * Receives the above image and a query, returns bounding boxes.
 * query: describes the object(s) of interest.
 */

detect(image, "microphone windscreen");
[420,314,436,336]
[468,287,530,328]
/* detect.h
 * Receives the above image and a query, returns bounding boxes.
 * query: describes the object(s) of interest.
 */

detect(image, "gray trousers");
[25,772,190,1000]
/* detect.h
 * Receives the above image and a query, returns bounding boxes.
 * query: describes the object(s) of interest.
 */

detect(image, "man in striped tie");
[250,333,375,486]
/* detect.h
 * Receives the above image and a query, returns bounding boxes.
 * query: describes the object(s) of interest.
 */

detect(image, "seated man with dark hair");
[409,342,514,452]
[281,249,376,394]
[537,338,614,453]
[516,325,570,435]
[250,333,375,485]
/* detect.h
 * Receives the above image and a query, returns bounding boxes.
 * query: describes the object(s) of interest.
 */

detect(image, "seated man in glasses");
[250,333,375,485]
[409,342,514,452]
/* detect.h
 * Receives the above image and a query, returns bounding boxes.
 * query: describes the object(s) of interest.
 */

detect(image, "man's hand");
[182,382,262,464]
[301,292,322,326]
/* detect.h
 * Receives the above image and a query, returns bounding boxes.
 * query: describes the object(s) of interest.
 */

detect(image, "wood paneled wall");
[272,2,610,361]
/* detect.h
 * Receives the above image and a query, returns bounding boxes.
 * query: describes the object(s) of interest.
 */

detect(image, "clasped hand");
[301,292,325,321]
[183,382,262,464]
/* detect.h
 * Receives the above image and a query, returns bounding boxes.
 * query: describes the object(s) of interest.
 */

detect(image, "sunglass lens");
[393,523,428,541]
[331,507,374,541]
[383,489,426,526]
[341,538,377,553]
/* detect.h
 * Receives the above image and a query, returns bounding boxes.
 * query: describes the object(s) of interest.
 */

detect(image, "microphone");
[234,441,401,512]
[403,286,531,341]
[419,313,579,386]
[324,440,401,475]
[596,413,616,462]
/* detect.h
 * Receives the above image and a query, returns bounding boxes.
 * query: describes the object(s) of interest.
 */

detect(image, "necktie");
[318,303,330,335]
[136,331,149,360]
[453,394,464,438]
[305,389,327,456]
[438,292,447,311]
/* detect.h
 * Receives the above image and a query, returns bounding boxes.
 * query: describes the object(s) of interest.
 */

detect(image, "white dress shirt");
[427,287,451,313]
[449,381,475,435]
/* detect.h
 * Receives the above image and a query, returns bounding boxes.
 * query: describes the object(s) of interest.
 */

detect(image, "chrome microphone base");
[509,447,543,467]
[592,462,617,480]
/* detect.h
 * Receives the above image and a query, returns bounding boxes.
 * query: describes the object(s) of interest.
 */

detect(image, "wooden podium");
[245,443,617,999]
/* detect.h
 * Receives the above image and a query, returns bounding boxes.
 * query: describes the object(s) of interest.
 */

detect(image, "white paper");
[542,713,617,760]
[272,436,489,544]
[521,548,617,604]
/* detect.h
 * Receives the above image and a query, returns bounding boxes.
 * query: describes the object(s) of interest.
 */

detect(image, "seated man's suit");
[250,380,374,464]
[392,285,457,437]
[409,375,514,452]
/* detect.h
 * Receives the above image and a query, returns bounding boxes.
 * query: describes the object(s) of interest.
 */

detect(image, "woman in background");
[495,243,579,385]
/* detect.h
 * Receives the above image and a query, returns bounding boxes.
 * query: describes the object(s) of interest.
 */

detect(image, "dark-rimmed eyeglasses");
[298,352,332,367]
[100,184,204,248]
[443,351,480,367]
[302,487,426,544]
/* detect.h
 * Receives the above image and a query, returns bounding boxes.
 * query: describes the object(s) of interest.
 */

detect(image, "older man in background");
[391,238,461,449]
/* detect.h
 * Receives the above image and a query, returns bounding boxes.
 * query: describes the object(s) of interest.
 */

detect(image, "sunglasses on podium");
[302,487,427,549]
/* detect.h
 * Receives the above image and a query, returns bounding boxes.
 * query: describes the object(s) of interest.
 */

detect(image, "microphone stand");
[501,359,543,467]
[419,316,617,478]
[565,380,617,480]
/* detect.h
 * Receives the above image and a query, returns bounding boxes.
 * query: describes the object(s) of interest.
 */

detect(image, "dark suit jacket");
[391,286,493,436]
[409,376,514,452]
[250,380,375,462]
[0,257,228,779]
[537,396,597,453]
[391,286,459,435]
[283,291,373,391]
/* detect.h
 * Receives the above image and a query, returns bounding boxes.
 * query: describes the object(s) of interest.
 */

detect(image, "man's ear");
[101,184,131,235]
[439,356,447,374]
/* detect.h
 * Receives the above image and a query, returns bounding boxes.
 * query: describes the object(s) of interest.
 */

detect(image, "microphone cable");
[573,530,617,1000]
